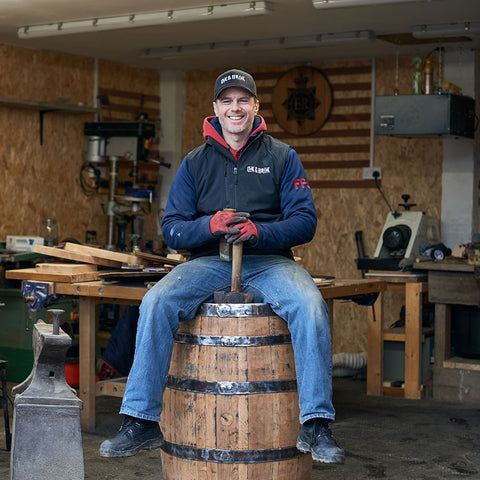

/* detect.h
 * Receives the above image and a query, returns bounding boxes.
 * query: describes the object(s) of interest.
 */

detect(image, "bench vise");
[22,281,59,313]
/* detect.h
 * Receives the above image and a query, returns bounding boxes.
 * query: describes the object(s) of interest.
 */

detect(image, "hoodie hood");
[202,115,267,157]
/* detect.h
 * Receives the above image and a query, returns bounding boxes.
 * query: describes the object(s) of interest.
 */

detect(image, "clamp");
[22,280,59,313]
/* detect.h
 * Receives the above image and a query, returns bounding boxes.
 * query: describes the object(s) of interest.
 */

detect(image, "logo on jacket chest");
[246,166,271,174]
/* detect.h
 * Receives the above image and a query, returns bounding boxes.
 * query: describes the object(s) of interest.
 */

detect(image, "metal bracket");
[39,110,54,145]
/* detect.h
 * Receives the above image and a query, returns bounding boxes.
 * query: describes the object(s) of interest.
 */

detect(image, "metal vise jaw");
[22,281,58,312]
[10,310,84,480]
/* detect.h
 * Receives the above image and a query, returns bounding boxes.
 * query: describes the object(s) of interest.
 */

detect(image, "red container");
[64,362,79,388]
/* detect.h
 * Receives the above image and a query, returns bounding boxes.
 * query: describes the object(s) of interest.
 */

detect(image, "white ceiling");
[0,0,479,71]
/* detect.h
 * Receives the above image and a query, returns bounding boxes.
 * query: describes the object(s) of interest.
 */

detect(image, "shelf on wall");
[0,96,100,145]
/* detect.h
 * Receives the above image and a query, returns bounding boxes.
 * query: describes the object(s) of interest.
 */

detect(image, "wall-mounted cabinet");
[374,94,475,138]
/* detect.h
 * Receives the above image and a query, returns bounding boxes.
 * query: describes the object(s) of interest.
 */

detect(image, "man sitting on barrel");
[100,68,345,465]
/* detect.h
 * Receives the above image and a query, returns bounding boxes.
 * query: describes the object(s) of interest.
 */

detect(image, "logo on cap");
[221,74,246,85]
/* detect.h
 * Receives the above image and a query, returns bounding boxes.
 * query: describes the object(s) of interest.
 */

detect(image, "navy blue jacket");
[161,115,317,259]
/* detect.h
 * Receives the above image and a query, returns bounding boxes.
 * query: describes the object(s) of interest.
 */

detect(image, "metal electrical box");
[375,94,475,138]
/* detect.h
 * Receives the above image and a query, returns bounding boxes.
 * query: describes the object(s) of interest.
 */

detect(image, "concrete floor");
[1,377,480,479]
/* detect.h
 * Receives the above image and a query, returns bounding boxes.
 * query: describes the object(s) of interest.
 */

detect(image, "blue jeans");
[120,255,335,424]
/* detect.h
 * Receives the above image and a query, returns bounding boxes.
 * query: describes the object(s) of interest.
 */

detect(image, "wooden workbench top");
[413,259,474,272]
[4,268,385,303]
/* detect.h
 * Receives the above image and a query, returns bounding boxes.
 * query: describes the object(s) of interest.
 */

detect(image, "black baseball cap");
[214,69,257,100]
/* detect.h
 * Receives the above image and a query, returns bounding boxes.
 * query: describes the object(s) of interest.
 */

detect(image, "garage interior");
[0,0,480,478]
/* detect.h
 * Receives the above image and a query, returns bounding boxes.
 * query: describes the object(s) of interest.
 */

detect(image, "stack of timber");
[5,243,183,283]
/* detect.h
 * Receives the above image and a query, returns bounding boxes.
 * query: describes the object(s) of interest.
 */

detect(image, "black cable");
[374,176,399,218]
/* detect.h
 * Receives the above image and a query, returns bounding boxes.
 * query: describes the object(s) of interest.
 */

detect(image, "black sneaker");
[99,415,164,458]
[296,418,345,464]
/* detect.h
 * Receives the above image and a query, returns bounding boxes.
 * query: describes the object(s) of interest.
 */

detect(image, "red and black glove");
[226,218,258,245]
[209,210,250,237]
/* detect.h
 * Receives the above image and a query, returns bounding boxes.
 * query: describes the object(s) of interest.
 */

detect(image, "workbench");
[6,274,385,431]
[414,260,480,403]
[364,271,429,399]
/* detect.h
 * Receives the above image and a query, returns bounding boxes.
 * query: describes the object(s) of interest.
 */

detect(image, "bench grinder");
[357,195,440,271]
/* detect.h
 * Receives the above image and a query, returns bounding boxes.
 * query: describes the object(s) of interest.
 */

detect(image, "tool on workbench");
[22,281,59,332]
[10,309,84,480]
[356,194,440,271]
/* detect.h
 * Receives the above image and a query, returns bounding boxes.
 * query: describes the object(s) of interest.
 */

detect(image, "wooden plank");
[319,279,385,299]
[271,129,370,140]
[331,82,372,91]
[36,263,97,273]
[434,304,451,366]
[383,327,433,342]
[63,242,148,266]
[334,97,371,107]
[383,331,406,342]
[309,180,380,189]
[443,357,480,371]
[329,113,371,122]
[295,144,370,154]
[55,281,146,302]
[5,267,101,283]
[33,244,121,268]
[429,271,480,306]
[367,271,427,283]
[433,366,480,403]
[262,113,370,124]
[96,377,127,397]
[382,386,425,398]
[135,251,184,266]
[258,81,371,94]
[414,261,474,272]
[367,291,384,396]
[79,297,96,431]
[312,277,334,287]
[404,282,423,399]
[0,96,99,114]
[382,386,404,397]
[302,159,370,169]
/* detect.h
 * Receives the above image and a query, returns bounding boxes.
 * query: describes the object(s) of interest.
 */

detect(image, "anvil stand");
[10,310,84,480]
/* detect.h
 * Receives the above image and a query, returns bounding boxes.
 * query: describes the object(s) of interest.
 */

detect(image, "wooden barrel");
[160,303,312,480]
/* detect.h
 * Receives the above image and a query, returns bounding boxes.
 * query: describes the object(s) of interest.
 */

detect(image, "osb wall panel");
[184,58,442,353]
[0,45,159,248]
[98,61,160,245]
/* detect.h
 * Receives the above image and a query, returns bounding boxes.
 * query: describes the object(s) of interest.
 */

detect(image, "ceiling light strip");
[313,0,427,8]
[142,30,375,59]
[412,21,480,38]
[18,1,272,38]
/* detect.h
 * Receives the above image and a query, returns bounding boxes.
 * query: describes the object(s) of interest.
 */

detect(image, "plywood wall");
[184,58,443,353]
[0,45,160,248]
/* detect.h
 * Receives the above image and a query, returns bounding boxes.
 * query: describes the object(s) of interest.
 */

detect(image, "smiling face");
[213,87,259,141]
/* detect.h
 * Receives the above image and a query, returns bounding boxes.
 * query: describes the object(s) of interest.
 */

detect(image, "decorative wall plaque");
[272,66,333,136]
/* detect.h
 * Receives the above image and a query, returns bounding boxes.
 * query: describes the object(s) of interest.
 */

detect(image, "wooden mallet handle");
[231,242,243,293]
